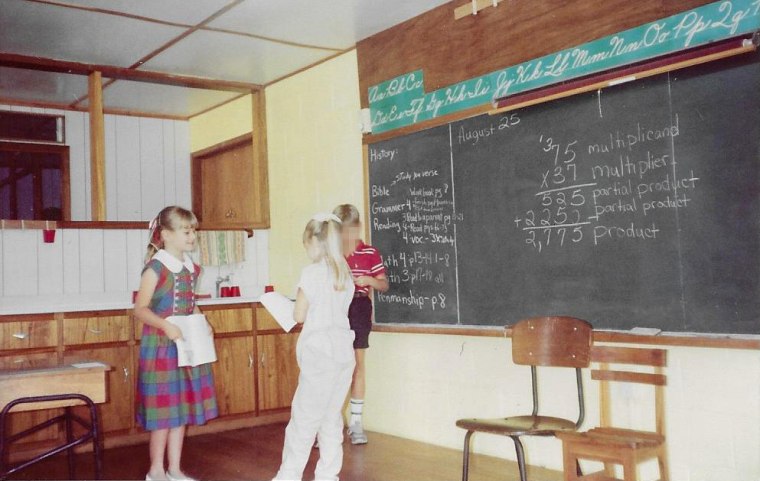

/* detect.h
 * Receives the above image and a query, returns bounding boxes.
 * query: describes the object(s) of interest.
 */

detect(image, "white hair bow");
[311,212,342,223]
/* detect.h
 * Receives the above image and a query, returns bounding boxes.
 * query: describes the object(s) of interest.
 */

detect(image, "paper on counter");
[168,314,218,367]
[259,292,297,333]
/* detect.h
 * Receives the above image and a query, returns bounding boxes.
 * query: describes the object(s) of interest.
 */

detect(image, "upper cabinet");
[191,91,270,230]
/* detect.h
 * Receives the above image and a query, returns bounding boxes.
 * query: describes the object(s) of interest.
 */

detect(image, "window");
[0,142,70,220]
[0,111,64,143]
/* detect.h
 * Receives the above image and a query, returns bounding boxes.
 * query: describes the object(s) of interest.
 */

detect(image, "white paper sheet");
[168,314,218,367]
[259,292,297,333]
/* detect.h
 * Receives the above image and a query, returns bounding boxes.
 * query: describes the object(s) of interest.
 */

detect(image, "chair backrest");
[510,317,593,424]
[512,316,593,368]
[590,345,668,435]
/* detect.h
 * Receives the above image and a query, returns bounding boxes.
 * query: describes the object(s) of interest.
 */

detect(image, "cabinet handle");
[248,353,253,369]
[260,352,266,368]
[12,332,27,340]
[88,328,103,334]
[225,208,237,219]
[123,367,129,383]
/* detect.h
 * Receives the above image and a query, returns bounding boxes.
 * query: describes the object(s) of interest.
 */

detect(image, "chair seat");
[456,415,578,436]
[558,427,664,449]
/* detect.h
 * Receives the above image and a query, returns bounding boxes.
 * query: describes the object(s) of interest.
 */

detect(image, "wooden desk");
[0,359,110,480]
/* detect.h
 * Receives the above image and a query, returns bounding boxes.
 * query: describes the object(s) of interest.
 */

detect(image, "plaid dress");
[136,250,218,431]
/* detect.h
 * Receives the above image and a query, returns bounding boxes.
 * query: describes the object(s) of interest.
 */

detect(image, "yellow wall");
[266,52,365,293]
[189,50,760,480]
[189,94,253,153]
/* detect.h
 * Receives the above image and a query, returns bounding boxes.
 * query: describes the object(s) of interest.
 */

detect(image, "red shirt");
[346,241,386,295]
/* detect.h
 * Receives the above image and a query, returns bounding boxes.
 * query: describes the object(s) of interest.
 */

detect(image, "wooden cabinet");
[256,333,299,412]
[203,304,256,416]
[211,337,256,416]
[192,129,269,229]
[1,301,298,460]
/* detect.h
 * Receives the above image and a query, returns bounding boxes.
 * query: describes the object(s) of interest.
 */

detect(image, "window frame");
[0,141,71,221]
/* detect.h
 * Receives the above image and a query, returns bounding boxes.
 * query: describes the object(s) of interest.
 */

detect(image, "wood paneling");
[89,71,106,221]
[356,0,713,110]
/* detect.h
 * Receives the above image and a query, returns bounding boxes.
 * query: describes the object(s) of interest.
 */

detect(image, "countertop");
[0,292,261,316]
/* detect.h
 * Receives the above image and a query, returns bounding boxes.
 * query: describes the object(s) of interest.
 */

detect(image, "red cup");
[230,286,241,297]
[220,286,232,298]
[264,285,274,293]
[43,229,56,243]
[132,291,138,303]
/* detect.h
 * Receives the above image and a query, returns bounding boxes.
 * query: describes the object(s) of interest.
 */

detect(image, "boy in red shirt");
[332,204,389,444]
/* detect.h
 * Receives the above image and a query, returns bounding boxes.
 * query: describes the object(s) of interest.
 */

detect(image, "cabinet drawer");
[204,306,253,334]
[0,320,58,350]
[64,314,131,345]
[0,352,57,370]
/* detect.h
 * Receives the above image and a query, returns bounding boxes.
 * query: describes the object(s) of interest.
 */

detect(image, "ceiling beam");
[0,52,260,93]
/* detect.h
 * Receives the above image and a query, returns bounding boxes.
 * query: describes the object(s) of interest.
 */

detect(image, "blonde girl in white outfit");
[273,213,356,481]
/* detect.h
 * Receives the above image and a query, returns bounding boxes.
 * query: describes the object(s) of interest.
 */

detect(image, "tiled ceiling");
[0,0,450,118]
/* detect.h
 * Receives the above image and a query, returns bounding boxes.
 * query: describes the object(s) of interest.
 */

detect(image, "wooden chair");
[456,316,593,481]
[556,346,669,481]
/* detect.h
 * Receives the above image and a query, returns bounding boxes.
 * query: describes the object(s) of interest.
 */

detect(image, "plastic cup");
[43,229,56,243]
[264,285,274,293]
[220,286,232,298]
[230,286,241,297]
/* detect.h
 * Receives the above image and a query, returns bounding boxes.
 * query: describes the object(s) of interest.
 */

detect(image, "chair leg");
[622,452,637,481]
[461,431,474,481]
[658,447,669,481]
[510,436,528,481]
[88,400,103,480]
[562,442,578,481]
[65,407,75,480]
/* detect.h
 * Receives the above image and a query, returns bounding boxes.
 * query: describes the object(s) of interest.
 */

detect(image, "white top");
[296,259,355,364]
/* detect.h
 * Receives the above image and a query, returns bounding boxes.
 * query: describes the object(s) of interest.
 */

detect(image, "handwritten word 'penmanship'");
[368,0,760,134]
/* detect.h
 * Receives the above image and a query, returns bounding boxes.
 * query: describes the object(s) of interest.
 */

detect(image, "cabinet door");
[69,345,133,434]
[257,333,299,412]
[211,336,256,416]
[192,134,268,229]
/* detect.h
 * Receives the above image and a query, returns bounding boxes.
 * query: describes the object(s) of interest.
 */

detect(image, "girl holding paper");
[273,213,356,481]
[134,206,218,481]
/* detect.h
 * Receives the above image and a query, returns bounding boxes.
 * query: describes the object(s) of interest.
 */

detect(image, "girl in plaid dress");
[134,206,218,481]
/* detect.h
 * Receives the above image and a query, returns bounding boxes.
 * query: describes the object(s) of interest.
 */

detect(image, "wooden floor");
[7,423,562,481]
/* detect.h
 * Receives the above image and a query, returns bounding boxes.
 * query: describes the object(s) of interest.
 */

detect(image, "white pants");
[274,347,355,481]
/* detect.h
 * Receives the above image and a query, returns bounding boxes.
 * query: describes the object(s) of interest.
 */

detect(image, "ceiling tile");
[0,67,88,105]
[0,0,186,67]
[48,0,234,25]
[209,0,451,49]
[140,29,331,84]
[87,80,242,118]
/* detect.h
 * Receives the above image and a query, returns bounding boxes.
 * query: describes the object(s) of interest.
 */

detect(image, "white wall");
[0,105,190,221]
[364,332,760,480]
[0,227,269,301]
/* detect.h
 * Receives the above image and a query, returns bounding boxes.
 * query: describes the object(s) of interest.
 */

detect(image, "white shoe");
[348,422,368,445]
[166,471,197,481]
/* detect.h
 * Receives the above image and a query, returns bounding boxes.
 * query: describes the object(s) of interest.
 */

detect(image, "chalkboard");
[368,51,760,334]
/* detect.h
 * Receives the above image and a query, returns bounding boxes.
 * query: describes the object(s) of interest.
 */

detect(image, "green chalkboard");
[368,51,760,334]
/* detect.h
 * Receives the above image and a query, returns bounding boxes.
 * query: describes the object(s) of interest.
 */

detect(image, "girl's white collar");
[152,249,194,273]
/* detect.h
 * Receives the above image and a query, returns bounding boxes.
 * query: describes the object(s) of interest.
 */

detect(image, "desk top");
[0,358,111,378]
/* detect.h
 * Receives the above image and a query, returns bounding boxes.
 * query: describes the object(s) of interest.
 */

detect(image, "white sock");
[350,398,364,425]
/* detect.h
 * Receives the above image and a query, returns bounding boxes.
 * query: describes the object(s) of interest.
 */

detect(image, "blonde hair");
[332,204,361,226]
[145,206,198,263]
[303,217,351,291]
